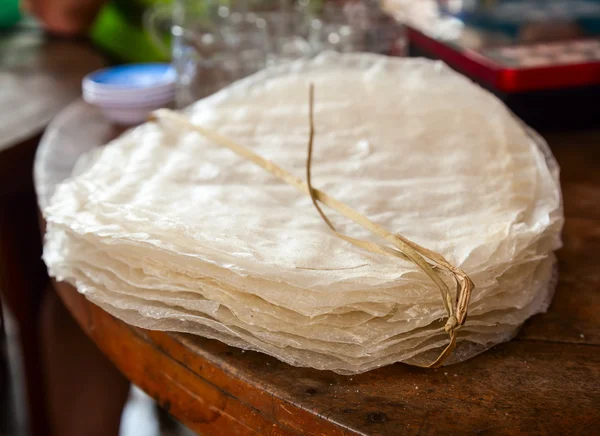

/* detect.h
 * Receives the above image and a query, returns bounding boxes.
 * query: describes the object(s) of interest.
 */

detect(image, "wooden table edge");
[36,102,600,436]
[51,277,360,436]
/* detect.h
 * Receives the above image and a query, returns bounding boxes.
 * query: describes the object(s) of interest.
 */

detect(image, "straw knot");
[151,83,475,368]
[444,315,459,333]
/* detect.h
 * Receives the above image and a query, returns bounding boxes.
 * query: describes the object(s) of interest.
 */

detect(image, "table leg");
[0,189,51,435]
[40,289,130,436]
[0,295,12,434]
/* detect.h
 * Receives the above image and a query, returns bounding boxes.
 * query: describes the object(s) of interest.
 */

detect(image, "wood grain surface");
[38,102,600,435]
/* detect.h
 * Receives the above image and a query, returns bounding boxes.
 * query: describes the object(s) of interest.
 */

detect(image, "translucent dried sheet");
[48,228,555,353]
[48,226,553,321]
[43,53,563,373]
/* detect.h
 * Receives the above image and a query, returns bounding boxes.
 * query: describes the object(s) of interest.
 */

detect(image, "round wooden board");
[37,101,600,435]
[0,26,105,434]
[0,26,104,154]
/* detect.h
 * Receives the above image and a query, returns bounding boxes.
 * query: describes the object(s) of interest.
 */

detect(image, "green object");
[0,0,21,29]
[90,0,172,63]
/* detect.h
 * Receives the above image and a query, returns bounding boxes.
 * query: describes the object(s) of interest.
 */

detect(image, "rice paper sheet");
[43,52,563,373]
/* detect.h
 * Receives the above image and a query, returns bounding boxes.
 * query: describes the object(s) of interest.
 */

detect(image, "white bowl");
[83,88,175,106]
[83,63,175,92]
[82,63,176,125]
[98,102,172,125]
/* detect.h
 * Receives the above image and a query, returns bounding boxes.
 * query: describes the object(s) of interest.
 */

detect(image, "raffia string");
[151,85,474,367]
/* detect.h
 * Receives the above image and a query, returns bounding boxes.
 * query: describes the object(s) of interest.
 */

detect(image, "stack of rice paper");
[43,53,563,374]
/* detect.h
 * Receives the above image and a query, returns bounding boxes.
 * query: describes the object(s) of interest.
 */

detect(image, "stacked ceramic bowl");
[83,63,175,125]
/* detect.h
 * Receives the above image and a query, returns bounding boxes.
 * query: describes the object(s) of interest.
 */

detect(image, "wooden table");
[36,101,600,435]
[0,25,105,434]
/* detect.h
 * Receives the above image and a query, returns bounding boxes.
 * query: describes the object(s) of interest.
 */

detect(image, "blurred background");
[1,0,599,435]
